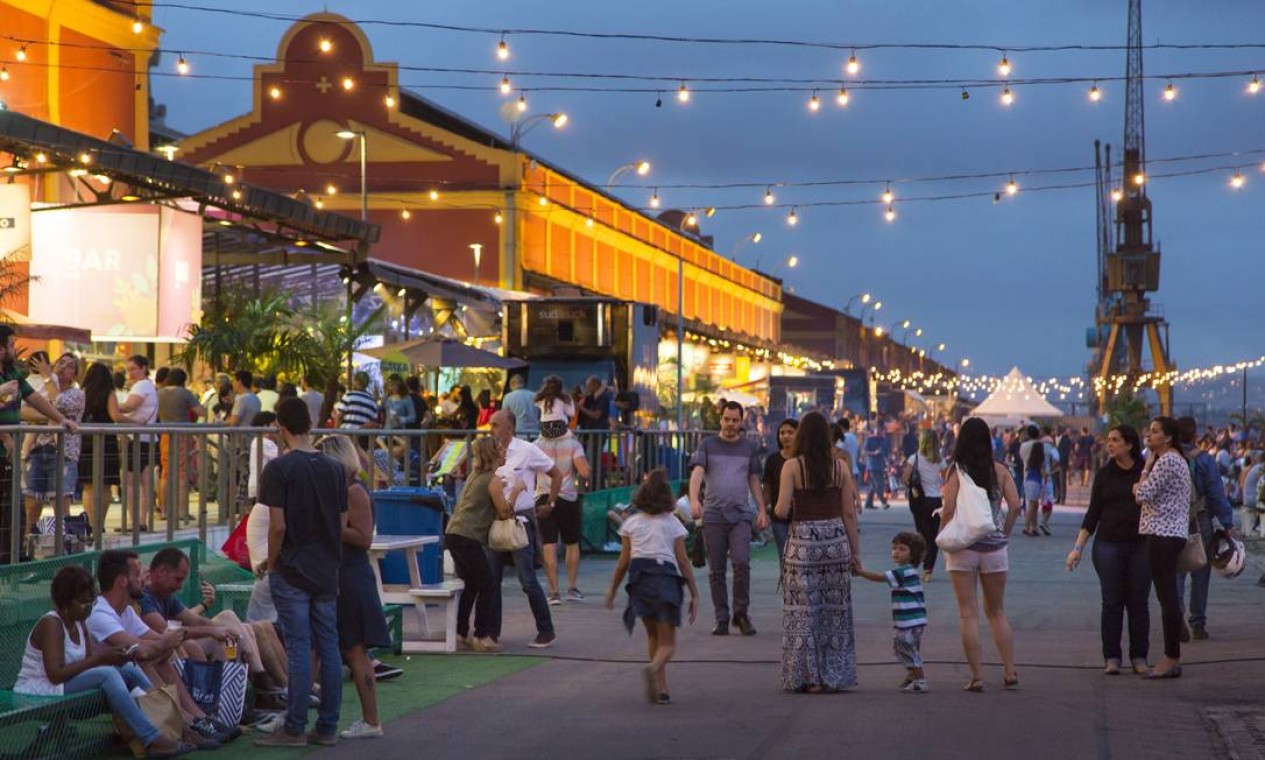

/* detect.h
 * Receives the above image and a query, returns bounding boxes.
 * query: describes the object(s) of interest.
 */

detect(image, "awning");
[358,337,526,370]
[0,110,379,249]
[364,260,538,308]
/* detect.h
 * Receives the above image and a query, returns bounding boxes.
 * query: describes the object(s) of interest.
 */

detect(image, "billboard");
[29,205,201,341]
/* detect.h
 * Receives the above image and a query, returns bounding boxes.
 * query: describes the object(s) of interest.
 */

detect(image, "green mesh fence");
[580,481,685,554]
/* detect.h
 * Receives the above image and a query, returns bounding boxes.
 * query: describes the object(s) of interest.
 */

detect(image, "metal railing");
[0,423,715,563]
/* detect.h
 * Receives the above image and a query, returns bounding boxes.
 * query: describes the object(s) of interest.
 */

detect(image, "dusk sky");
[150,1,1265,387]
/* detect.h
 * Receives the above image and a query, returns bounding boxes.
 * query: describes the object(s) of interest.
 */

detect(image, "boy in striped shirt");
[857,532,928,693]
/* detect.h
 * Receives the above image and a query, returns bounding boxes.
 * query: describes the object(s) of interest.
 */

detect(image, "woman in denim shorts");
[940,417,1021,693]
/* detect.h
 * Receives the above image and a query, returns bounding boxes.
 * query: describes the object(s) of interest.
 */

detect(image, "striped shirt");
[884,565,927,629]
[337,389,379,429]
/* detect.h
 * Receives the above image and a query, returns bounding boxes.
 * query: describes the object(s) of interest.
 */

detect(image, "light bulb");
[269,85,281,100]
[808,91,820,111]
[429,189,440,201]
[384,94,396,108]
[314,198,324,209]
[231,189,242,201]
[1000,85,1014,105]
[998,54,1011,77]
[16,46,26,62]
[764,188,775,205]
[500,76,511,95]
[752,232,763,243]
[494,212,503,224]
[586,216,594,228]
[961,89,970,101]
[398,288,407,297]
[538,195,548,207]
[787,256,799,268]
[649,191,660,209]
[882,185,893,205]
[551,113,568,128]
[34,152,46,164]
[1230,172,1245,189]
[677,82,690,103]
[1133,172,1146,186]
[836,86,849,106]
[132,18,143,34]
[320,38,332,53]
[1089,83,1101,102]
[636,161,651,175]
[685,212,698,227]
[1006,177,1018,196]
[517,93,527,112]
[176,56,189,75]
[846,51,860,76]
[1111,188,1124,202]
[223,173,235,184]
[787,208,798,226]
[1248,75,1261,95]
[497,38,509,61]
[326,183,338,195]
[885,204,896,222]
[1163,82,1176,101]
[401,209,411,220]
[342,76,354,91]
[78,152,92,164]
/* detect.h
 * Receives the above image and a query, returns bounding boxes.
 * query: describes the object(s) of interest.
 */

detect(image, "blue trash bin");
[373,487,447,585]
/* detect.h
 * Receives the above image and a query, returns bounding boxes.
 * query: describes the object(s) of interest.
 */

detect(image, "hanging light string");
[117,2,1265,54]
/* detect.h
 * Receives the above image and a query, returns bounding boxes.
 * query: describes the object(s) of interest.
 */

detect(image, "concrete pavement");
[319,502,1265,759]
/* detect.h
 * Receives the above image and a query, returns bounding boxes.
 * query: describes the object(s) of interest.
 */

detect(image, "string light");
[786,208,799,226]
[325,183,338,195]
[677,82,690,103]
[15,45,26,62]
[885,204,896,222]
[401,209,411,220]
[78,152,91,164]
[1006,176,1018,195]
[494,212,503,224]
[538,195,549,207]
[517,93,528,112]
[342,76,354,90]
[223,172,235,184]
[961,88,970,101]
[1000,84,1014,106]
[649,190,660,208]
[319,37,332,53]
[685,212,698,227]
[1089,82,1101,102]
[496,36,510,61]
[34,152,45,164]
[881,184,894,205]
[1164,81,1177,101]
[1230,171,1245,189]
[836,86,850,106]
[807,90,820,111]
[998,53,1011,77]
[429,189,440,201]
[176,56,189,75]
[586,215,595,228]
[1111,187,1124,202]
[230,188,242,201]
[846,51,860,76]
[500,76,511,95]
[384,93,396,107]
[1133,172,1146,185]
[764,187,776,205]
[314,198,324,209]
[1249,74,1262,94]
[268,85,281,99]
[131,17,143,34]
[0,66,8,82]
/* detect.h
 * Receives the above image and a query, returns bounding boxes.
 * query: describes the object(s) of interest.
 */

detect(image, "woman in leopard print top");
[1132,417,1192,679]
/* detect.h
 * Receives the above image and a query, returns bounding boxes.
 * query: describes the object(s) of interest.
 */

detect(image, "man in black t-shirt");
[256,398,348,747]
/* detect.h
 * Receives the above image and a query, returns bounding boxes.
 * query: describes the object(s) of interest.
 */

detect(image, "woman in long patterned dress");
[773,411,861,692]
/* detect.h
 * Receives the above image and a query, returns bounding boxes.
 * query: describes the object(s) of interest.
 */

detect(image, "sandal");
[1131,659,1149,676]
[1103,660,1121,675]
[1004,673,1020,690]
[1022,529,1038,537]
[963,679,985,693]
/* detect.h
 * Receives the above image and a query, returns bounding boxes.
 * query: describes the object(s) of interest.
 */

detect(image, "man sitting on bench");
[86,550,237,746]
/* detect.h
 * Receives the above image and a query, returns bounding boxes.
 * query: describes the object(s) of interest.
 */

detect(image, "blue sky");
[150,0,1265,381]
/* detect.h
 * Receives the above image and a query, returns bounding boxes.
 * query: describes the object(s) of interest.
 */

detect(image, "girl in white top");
[902,429,948,582]
[16,566,190,758]
[606,469,698,706]
[534,375,575,439]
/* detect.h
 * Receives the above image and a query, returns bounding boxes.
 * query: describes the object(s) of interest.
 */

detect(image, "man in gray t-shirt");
[689,401,768,636]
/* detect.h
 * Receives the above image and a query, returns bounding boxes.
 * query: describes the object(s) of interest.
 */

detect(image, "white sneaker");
[565,588,585,602]
[900,679,928,694]
[547,593,562,606]
[340,720,383,739]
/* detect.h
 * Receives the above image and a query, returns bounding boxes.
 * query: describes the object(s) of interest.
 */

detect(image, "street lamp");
[890,319,911,338]
[860,299,883,325]
[844,292,871,315]
[901,326,922,345]
[960,358,971,369]
[727,232,762,265]
[606,160,652,187]
[510,112,568,148]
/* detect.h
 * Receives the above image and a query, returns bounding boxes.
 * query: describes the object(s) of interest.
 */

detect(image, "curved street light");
[606,160,652,187]
[860,299,883,324]
[844,292,871,315]
[510,112,568,148]
[727,232,762,265]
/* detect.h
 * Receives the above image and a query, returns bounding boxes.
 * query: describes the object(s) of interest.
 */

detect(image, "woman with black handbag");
[903,429,947,583]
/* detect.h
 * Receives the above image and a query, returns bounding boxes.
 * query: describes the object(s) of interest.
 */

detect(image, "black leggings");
[1147,534,1187,660]
[909,496,942,572]
[446,533,498,640]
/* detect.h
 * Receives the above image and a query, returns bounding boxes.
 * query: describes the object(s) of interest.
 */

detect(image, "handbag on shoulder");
[935,466,998,552]
[489,516,529,552]
[907,454,925,500]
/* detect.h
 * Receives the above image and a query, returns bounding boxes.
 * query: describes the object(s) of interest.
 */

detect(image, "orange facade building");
[177,13,781,347]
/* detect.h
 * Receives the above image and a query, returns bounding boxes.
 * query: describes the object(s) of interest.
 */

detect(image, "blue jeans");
[65,664,158,746]
[1176,510,1214,627]
[864,464,888,508]
[771,520,790,565]
[485,517,554,639]
[1090,538,1151,662]
[270,572,342,737]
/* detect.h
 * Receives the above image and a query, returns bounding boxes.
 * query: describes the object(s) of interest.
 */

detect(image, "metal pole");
[1243,366,1248,428]
[677,254,685,477]
[358,134,368,223]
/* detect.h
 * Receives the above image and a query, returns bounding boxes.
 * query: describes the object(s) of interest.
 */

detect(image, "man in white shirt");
[488,410,562,648]
[117,356,159,530]
[87,550,236,746]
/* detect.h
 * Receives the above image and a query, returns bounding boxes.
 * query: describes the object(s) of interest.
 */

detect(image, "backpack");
[1187,458,1207,523]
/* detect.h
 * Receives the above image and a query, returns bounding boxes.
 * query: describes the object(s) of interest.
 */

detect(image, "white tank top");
[14,612,88,696]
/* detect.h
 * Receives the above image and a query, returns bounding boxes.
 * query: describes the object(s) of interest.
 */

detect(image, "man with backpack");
[1175,417,1236,641]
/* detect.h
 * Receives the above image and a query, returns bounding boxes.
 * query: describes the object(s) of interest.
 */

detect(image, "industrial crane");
[1089,0,1175,416]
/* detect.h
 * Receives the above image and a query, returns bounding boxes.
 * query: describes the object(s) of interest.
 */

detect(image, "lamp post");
[606,160,651,187]
[860,299,883,325]
[764,254,799,278]
[336,128,368,385]
[890,319,911,340]
[510,112,568,148]
[727,232,762,265]
[844,292,871,315]
[901,326,922,346]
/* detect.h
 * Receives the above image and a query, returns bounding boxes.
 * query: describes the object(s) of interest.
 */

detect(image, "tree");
[1105,391,1150,432]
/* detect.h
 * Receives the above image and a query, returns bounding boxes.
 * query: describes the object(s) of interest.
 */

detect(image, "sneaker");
[656,692,672,705]
[565,588,586,602]
[339,720,383,740]
[306,731,339,747]
[254,730,306,747]
[251,713,285,734]
[190,717,230,744]
[901,679,929,694]
[899,673,915,689]
[547,592,562,606]
[208,716,242,741]
[732,615,757,636]
[1191,624,1209,641]
[457,636,473,651]
[471,636,503,653]
[373,662,404,681]
[527,632,557,649]
[711,621,729,636]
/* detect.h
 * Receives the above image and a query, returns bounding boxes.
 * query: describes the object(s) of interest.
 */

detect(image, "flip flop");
[963,679,984,693]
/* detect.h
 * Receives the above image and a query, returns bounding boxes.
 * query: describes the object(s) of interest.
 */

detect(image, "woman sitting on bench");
[14,565,192,759]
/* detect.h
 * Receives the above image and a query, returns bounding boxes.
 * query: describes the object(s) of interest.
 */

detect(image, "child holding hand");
[855,531,929,693]
[606,468,698,705]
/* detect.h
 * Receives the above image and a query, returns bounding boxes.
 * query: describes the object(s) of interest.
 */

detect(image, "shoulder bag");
[907,454,924,500]
[935,465,999,552]
[489,516,529,552]
[1176,521,1208,573]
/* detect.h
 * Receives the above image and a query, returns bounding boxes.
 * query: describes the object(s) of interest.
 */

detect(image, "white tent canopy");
[970,367,1063,422]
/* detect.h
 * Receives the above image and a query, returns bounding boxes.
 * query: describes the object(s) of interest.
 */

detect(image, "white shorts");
[945,546,1009,574]
[1023,479,1043,503]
